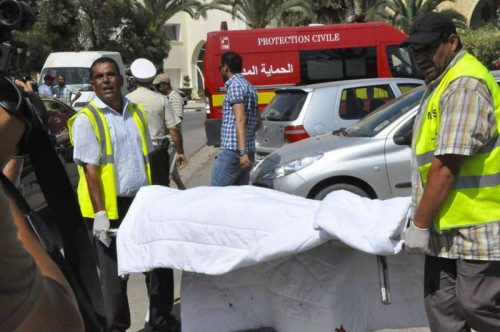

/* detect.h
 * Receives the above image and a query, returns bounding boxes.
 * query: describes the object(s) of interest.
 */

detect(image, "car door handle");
[395,182,411,188]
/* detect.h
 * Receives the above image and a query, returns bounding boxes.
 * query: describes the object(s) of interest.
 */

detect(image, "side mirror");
[393,131,412,146]
[393,116,415,146]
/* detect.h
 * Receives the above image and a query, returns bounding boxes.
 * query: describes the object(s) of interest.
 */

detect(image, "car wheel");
[313,183,369,200]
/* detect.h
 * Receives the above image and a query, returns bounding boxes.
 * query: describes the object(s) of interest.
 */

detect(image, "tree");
[10,0,80,75]
[76,0,205,66]
[461,24,500,70]
[278,0,348,26]
[370,0,467,33]
[198,0,312,29]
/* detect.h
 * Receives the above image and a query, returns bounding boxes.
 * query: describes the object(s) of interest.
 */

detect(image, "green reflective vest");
[68,101,152,219]
[415,52,500,232]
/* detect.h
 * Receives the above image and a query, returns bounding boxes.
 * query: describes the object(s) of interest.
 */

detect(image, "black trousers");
[149,141,170,187]
[86,197,175,332]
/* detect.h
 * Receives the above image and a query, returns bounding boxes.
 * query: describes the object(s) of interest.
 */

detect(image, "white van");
[39,51,127,110]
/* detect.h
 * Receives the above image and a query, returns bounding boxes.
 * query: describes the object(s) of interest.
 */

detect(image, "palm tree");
[197,0,312,29]
[370,0,467,33]
[278,0,348,26]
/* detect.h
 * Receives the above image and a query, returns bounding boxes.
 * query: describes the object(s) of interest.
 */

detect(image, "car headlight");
[261,153,323,180]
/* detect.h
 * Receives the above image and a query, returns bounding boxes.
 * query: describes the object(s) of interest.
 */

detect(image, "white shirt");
[127,87,181,143]
[72,96,153,197]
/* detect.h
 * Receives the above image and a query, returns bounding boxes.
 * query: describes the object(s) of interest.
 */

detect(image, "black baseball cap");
[400,12,457,47]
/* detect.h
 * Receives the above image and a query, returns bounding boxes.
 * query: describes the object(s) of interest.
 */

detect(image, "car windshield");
[262,90,308,121]
[40,67,93,92]
[344,86,424,137]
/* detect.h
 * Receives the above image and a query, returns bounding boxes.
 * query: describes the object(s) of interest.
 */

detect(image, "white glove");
[93,210,110,235]
[402,220,430,254]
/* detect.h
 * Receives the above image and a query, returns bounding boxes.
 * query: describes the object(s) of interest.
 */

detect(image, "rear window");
[262,90,308,121]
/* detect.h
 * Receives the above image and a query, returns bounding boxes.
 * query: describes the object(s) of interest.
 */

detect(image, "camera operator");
[1,1,105,330]
[0,96,83,330]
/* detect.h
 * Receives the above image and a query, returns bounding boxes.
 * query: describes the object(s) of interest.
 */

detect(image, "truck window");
[300,47,377,84]
[386,46,419,78]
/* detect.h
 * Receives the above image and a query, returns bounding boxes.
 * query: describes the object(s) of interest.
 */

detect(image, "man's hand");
[402,220,430,254]
[93,210,110,235]
[176,153,187,170]
[240,154,252,169]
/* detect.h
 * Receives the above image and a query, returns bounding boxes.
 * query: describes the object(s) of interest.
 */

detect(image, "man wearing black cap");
[401,12,500,331]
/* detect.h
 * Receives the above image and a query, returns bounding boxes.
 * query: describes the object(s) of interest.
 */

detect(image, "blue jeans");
[211,149,255,186]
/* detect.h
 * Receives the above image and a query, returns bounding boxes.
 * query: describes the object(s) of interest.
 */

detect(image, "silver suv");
[255,78,423,161]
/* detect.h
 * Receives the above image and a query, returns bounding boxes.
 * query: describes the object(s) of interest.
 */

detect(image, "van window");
[262,90,308,121]
[386,46,420,78]
[40,67,93,91]
[299,47,377,84]
[340,84,395,120]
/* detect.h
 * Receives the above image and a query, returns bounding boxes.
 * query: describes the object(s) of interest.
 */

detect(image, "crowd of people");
[2,11,500,332]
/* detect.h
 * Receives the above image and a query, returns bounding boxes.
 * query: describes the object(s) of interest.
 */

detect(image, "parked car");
[20,96,79,212]
[255,77,424,161]
[251,71,500,200]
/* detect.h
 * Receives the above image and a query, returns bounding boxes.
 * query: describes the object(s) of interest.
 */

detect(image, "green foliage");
[369,0,467,33]
[8,0,205,73]
[198,0,312,28]
[183,75,191,87]
[10,0,80,75]
[461,24,500,70]
[278,0,348,26]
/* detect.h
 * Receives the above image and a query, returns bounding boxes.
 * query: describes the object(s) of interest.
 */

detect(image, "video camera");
[1,2,106,330]
[0,0,35,72]
[0,0,41,152]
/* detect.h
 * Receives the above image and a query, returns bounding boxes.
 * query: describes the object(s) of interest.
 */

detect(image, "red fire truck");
[204,22,419,146]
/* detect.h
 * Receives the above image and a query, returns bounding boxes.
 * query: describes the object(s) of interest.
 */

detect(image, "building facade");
[161,11,246,100]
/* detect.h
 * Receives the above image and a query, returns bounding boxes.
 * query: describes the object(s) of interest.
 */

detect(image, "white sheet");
[117,185,427,332]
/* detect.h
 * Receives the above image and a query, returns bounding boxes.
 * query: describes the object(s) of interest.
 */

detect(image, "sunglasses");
[409,39,444,56]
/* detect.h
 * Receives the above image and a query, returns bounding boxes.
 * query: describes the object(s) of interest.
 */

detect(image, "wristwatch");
[238,149,248,156]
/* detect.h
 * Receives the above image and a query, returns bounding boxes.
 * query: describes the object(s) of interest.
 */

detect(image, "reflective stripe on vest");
[68,101,152,219]
[415,52,500,232]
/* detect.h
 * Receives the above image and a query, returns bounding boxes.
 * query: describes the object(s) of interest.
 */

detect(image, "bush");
[461,24,500,70]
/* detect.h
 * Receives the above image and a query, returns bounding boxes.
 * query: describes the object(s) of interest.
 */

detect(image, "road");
[181,107,207,159]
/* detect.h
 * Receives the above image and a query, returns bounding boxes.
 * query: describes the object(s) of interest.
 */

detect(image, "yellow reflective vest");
[68,101,152,219]
[415,52,500,232]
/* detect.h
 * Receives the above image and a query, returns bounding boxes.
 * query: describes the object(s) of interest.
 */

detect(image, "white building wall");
[163,11,247,99]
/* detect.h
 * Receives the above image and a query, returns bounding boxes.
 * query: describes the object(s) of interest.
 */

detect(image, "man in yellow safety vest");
[69,57,153,331]
[401,12,500,331]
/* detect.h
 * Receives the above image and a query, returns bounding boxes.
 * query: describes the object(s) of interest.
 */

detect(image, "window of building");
[163,24,181,41]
